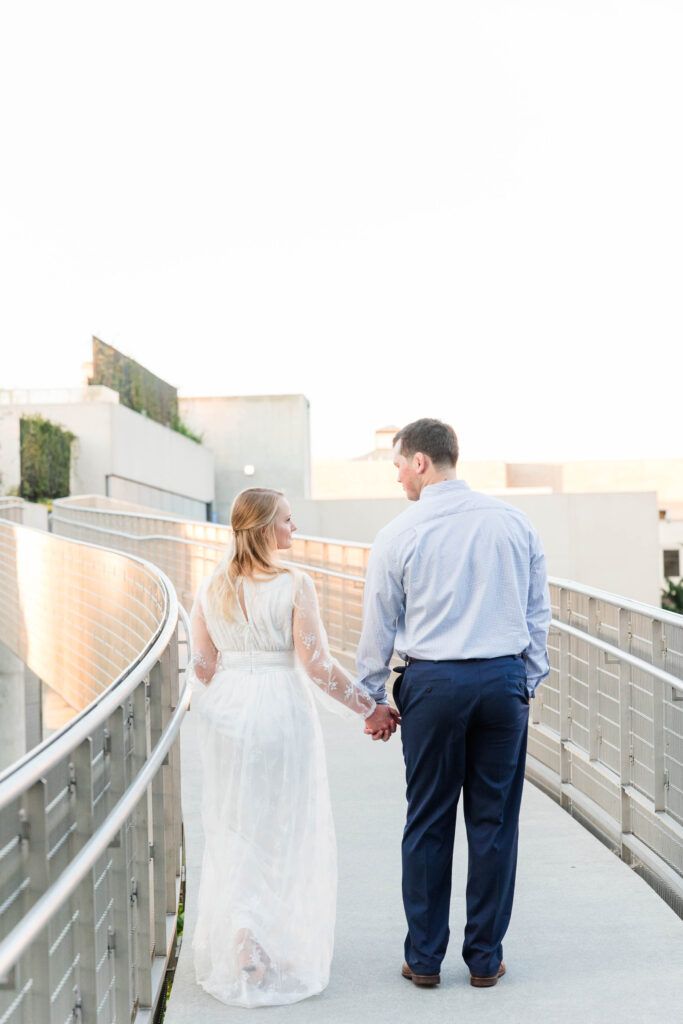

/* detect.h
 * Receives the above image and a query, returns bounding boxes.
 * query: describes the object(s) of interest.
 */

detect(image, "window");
[663,549,680,578]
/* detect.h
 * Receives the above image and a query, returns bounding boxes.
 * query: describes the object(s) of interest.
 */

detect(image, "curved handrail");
[48,512,226,550]
[0,522,189,1023]
[0,682,191,980]
[51,497,680,626]
[553,618,683,694]
[52,498,374,549]
[0,553,178,805]
[549,575,683,629]
[50,510,368,583]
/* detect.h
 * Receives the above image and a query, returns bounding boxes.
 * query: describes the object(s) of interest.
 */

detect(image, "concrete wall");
[21,502,49,531]
[0,388,215,518]
[179,394,311,523]
[505,491,661,605]
[560,459,683,505]
[293,497,408,542]
[292,490,662,607]
[107,403,213,518]
[506,463,564,491]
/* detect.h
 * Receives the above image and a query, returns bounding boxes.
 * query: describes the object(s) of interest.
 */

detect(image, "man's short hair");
[393,418,459,467]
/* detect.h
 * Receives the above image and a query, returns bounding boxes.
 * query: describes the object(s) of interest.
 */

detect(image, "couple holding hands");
[188,417,551,1008]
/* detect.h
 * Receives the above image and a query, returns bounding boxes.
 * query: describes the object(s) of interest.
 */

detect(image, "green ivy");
[20,415,75,502]
[89,338,202,444]
[90,337,178,427]
[170,413,203,445]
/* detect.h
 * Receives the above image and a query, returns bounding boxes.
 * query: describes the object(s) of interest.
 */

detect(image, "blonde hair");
[206,488,289,620]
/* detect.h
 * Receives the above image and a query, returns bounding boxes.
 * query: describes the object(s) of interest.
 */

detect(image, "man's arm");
[356,531,405,704]
[523,530,552,697]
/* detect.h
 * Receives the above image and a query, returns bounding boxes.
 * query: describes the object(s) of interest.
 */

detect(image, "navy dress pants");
[396,655,529,978]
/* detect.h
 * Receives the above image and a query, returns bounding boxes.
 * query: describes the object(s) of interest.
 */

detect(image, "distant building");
[179,394,311,524]
[0,385,214,519]
[310,429,683,602]
[353,426,400,460]
[2,342,313,524]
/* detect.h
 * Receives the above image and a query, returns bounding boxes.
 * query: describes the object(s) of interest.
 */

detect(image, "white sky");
[1,1,681,461]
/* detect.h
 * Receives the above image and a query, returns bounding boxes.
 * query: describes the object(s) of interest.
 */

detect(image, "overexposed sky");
[1,1,681,461]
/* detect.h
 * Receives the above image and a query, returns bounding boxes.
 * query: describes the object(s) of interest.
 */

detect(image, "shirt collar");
[420,479,470,499]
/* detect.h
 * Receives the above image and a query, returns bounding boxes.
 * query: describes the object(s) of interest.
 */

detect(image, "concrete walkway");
[166,704,683,1024]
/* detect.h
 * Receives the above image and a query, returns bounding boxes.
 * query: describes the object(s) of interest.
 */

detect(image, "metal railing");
[530,579,683,914]
[0,499,23,525]
[50,497,683,916]
[50,503,369,645]
[51,499,231,616]
[0,519,190,1024]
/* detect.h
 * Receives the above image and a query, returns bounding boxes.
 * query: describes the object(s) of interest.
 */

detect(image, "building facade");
[179,394,311,523]
[0,386,215,518]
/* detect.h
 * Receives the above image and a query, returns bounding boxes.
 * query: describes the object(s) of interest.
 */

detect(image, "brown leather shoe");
[401,961,440,987]
[470,960,506,987]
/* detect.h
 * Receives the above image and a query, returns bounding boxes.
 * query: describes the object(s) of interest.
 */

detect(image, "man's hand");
[364,704,401,742]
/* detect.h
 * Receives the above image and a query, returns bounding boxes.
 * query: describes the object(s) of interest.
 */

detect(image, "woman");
[188,488,396,1008]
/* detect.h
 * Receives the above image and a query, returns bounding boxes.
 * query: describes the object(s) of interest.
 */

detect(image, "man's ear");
[414,452,427,475]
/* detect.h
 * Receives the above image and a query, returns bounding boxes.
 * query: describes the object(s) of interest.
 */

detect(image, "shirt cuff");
[361,698,378,719]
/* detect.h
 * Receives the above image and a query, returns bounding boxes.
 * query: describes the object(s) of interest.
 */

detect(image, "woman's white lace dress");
[188,570,376,1008]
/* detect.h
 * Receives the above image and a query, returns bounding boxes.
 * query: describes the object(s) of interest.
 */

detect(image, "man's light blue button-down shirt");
[356,480,552,703]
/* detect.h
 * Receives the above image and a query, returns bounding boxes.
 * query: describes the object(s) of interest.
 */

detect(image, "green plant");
[661,577,683,615]
[19,415,75,502]
[90,337,178,427]
[170,413,203,444]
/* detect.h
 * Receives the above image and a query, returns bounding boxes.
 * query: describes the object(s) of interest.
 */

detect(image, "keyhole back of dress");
[236,578,250,623]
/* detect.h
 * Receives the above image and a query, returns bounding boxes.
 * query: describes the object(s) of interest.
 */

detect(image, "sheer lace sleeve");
[293,572,377,719]
[188,580,218,688]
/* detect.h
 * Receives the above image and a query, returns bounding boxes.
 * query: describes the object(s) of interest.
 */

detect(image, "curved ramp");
[165,705,683,1024]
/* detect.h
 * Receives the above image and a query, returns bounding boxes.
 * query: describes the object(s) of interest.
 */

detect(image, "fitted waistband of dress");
[218,650,297,673]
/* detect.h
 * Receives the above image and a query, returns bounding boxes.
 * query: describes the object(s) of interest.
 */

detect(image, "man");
[357,418,551,988]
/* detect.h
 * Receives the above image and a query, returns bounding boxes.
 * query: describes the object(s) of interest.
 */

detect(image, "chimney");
[375,426,399,451]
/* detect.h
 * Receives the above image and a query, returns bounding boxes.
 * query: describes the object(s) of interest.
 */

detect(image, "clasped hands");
[363,703,401,742]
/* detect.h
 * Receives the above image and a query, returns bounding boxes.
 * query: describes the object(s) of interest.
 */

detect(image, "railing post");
[23,780,51,1024]
[588,597,600,761]
[167,638,183,884]
[149,658,169,958]
[322,545,330,626]
[618,608,633,861]
[131,680,154,1010]
[71,737,100,1024]
[559,589,571,807]
[149,638,180,958]
[341,572,348,654]
[108,707,134,1024]
[651,618,666,813]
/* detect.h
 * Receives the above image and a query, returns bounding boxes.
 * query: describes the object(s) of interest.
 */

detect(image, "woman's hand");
[364,705,401,742]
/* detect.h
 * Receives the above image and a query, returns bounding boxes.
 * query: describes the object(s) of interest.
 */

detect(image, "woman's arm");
[293,572,377,718]
[188,583,218,686]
